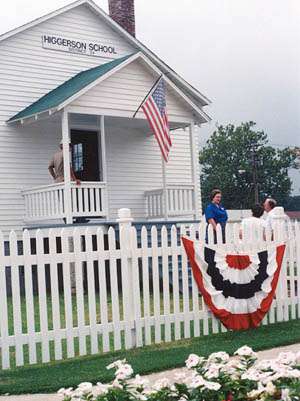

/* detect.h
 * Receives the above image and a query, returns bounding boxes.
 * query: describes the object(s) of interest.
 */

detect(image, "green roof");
[8,53,135,122]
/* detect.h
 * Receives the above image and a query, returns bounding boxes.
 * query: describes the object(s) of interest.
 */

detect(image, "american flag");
[142,78,172,162]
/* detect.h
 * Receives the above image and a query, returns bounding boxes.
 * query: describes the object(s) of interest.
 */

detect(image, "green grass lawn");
[1,319,300,395]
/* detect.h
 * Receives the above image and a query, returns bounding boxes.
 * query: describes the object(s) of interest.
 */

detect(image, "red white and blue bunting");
[181,237,286,330]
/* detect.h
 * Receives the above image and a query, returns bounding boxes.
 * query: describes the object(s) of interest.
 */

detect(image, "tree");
[199,122,299,209]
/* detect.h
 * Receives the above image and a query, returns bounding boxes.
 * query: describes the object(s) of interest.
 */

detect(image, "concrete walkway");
[1,343,299,401]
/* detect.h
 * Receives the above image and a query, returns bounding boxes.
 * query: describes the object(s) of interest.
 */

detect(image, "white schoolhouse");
[0,0,211,234]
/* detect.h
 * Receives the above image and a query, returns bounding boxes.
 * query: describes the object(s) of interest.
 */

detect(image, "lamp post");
[238,144,260,205]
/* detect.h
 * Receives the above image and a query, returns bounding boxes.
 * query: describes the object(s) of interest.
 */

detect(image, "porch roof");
[7,51,211,125]
[7,53,135,124]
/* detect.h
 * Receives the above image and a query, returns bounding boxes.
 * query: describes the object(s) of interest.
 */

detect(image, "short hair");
[251,203,264,218]
[266,198,277,210]
[210,189,222,201]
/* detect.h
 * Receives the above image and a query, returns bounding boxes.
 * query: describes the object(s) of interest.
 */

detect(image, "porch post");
[189,121,200,220]
[100,115,109,219]
[162,157,168,220]
[62,109,72,224]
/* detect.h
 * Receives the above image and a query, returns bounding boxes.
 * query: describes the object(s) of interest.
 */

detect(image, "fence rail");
[0,210,299,369]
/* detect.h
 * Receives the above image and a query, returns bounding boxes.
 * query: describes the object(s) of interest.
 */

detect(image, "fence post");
[116,208,136,347]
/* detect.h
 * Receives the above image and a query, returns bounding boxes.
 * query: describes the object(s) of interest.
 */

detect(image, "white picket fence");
[0,210,299,369]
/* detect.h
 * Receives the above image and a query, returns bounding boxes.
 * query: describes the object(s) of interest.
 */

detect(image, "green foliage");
[199,122,298,209]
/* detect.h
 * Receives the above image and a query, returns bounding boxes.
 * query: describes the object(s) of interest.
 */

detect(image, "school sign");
[42,34,118,57]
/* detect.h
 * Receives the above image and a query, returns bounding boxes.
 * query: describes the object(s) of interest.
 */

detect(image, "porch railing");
[145,184,195,219]
[22,181,107,222]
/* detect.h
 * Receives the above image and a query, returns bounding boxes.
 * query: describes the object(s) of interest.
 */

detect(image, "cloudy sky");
[1,0,300,192]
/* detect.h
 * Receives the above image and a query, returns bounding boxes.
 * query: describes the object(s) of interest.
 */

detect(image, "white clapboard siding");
[71,59,193,122]
[0,3,135,233]
[0,1,204,234]
[0,216,298,369]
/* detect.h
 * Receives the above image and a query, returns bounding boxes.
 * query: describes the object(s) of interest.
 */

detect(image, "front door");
[71,130,100,181]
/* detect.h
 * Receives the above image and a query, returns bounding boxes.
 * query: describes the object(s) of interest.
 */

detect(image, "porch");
[22,180,196,223]
[7,52,209,228]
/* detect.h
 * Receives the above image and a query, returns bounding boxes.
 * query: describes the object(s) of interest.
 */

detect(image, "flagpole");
[162,155,168,220]
[132,74,163,118]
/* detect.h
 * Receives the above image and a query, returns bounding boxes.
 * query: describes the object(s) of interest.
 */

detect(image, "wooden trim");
[62,110,72,224]
[189,122,200,220]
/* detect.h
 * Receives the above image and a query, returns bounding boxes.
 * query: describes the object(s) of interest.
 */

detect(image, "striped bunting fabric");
[182,236,286,330]
[142,77,172,162]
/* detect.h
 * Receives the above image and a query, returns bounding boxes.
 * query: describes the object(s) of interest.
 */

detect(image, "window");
[72,143,83,172]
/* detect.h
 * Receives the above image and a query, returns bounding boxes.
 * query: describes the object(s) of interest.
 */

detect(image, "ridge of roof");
[0,0,211,108]
[8,53,135,123]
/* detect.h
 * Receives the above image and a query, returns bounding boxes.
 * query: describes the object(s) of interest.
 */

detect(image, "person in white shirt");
[263,198,277,231]
[240,204,266,241]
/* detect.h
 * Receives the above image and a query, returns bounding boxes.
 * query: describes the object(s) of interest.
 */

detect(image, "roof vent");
[108,0,135,37]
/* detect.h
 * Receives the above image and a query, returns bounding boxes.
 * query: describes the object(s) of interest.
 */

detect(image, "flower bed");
[58,346,300,401]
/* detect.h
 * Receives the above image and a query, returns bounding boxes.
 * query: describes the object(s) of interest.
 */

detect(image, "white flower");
[247,382,266,398]
[276,352,296,366]
[153,378,170,391]
[71,388,83,398]
[190,374,206,388]
[106,359,127,370]
[112,379,123,389]
[281,388,292,401]
[134,393,148,401]
[204,363,221,379]
[256,359,273,370]
[78,382,93,394]
[208,351,230,363]
[203,380,221,391]
[115,363,134,380]
[96,382,110,395]
[296,351,300,364]
[241,368,261,381]
[131,374,149,388]
[185,353,202,369]
[57,387,73,397]
[235,345,257,358]
[265,381,276,395]
[287,368,300,378]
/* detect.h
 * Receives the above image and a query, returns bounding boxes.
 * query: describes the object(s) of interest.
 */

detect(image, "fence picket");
[36,229,50,363]
[0,230,10,369]
[190,224,200,337]
[73,228,86,356]
[287,222,296,319]
[141,226,151,345]
[180,225,191,339]
[23,230,37,364]
[96,227,110,352]
[151,226,161,343]
[161,226,171,342]
[108,227,121,350]
[130,227,143,347]
[48,228,63,360]
[10,231,24,366]
[85,228,98,355]
[171,225,181,340]
[61,229,75,358]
